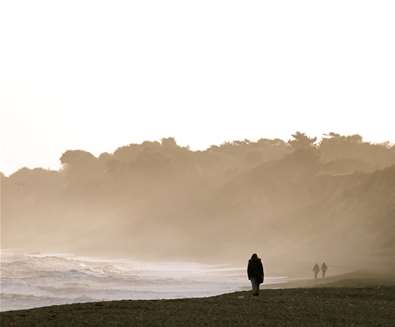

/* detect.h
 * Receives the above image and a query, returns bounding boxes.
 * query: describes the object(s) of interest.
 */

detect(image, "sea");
[0,250,286,312]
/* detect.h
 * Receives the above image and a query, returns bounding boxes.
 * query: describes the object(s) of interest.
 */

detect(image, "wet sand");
[1,273,394,327]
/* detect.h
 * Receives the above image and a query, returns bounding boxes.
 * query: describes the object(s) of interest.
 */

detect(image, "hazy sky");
[1,1,394,175]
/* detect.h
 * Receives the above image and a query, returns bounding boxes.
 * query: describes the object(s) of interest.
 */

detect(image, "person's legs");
[255,281,260,296]
[251,278,259,296]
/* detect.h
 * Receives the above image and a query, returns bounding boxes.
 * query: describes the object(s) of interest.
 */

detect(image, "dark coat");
[247,257,264,284]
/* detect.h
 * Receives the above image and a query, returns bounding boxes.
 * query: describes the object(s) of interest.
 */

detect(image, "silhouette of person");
[313,263,320,279]
[247,253,264,296]
[321,262,328,278]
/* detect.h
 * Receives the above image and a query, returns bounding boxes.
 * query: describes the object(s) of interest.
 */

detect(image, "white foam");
[0,252,287,311]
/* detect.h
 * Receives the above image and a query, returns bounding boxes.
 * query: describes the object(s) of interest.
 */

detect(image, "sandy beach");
[1,273,394,327]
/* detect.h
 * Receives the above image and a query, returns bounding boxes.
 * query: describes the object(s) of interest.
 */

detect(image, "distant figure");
[247,253,264,296]
[313,263,320,279]
[321,262,328,278]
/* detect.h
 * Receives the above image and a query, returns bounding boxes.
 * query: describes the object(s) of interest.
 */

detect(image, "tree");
[60,150,97,169]
[161,137,178,148]
[288,132,317,151]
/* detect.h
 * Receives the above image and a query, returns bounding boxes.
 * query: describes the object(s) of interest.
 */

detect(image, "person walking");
[247,253,264,296]
[321,262,328,278]
[313,263,320,279]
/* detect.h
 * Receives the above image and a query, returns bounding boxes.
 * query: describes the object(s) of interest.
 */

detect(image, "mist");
[1,132,395,278]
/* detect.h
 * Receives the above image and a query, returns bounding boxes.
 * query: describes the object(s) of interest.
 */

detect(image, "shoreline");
[1,272,395,327]
[2,271,394,313]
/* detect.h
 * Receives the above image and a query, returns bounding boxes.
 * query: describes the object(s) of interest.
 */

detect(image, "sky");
[1,0,394,176]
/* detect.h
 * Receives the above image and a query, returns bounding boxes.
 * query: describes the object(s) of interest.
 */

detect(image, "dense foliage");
[1,133,395,270]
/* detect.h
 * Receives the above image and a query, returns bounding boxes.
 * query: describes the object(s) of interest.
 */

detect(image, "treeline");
[1,133,395,271]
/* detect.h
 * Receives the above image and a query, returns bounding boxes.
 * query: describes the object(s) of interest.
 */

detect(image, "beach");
[1,273,394,327]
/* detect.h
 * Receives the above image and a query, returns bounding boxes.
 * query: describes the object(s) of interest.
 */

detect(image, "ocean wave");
[0,252,286,312]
